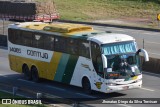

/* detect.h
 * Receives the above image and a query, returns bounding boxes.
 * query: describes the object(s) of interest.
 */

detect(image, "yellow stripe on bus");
[66,30,96,36]
[47,52,62,80]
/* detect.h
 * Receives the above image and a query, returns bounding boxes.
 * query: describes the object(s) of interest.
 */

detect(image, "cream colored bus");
[8,22,149,93]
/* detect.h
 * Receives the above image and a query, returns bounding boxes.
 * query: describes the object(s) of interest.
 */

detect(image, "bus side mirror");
[102,54,107,69]
[137,49,149,62]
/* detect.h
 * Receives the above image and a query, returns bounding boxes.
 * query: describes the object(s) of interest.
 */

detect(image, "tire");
[82,77,92,94]
[31,67,39,82]
[23,65,31,80]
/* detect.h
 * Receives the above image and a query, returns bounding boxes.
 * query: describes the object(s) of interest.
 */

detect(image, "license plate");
[123,86,129,90]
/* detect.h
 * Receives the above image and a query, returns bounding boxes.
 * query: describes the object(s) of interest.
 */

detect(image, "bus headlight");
[107,83,117,86]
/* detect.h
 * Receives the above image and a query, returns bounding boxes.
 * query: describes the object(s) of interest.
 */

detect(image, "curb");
[57,20,160,32]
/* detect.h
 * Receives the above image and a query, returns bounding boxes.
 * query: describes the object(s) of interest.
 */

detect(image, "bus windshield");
[102,41,137,56]
[101,41,141,79]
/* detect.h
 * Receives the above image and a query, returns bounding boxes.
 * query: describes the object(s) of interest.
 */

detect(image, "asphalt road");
[0,48,160,107]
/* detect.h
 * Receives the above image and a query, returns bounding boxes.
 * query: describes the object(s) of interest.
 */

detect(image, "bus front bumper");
[106,80,142,93]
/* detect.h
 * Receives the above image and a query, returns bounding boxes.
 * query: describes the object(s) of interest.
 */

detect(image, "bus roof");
[9,22,135,45]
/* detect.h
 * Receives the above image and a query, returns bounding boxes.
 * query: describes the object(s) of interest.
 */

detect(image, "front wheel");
[82,77,92,94]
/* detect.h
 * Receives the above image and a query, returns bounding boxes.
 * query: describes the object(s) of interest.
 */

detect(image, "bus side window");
[14,30,22,45]
[67,38,78,55]
[91,42,101,59]
[33,34,44,49]
[54,37,67,53]
[8,29,15,43]
[91,42,102,72]
[22,31,33,47]
[44,35,54,50]
[79,40,90,58]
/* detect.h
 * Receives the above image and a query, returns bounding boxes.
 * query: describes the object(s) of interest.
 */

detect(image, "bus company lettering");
[27,50,48,59]
[10,47,21,53]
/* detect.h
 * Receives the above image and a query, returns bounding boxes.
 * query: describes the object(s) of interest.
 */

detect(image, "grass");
[53,0,160,19]
[51,0,160,27]
[0,91,22,98]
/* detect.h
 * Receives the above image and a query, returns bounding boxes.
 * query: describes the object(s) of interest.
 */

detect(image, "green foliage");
[0,91,22,98]
[53,0,160,21]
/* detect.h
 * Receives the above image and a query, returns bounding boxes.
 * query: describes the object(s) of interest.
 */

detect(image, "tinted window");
[22,31,33,46]
[32,33,44,49]
[54,37,67,52]
[8,29,15,43]
[14,30,22,45]
[79,40,90,58]
[91,42,102,73]
[91,41,101,61]
[67,38,78,55]
[44,35,54,50]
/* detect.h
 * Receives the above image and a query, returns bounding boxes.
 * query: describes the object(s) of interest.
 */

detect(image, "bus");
[8,22,149,93]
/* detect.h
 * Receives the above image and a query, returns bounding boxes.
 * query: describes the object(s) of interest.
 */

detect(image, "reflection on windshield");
[105,53,141,79]
[107,54,137,69]
[101,41,141,79]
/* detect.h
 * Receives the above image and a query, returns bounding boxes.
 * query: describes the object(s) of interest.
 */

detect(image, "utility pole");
[143,39,144,49]
[3,19,4,35]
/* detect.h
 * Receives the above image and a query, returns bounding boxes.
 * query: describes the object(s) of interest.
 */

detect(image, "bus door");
[91,42,104,82]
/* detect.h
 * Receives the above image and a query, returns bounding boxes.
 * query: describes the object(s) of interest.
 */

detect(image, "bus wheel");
[31,67,39,82]
[82,77,92,94]
[23,65,31,80]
